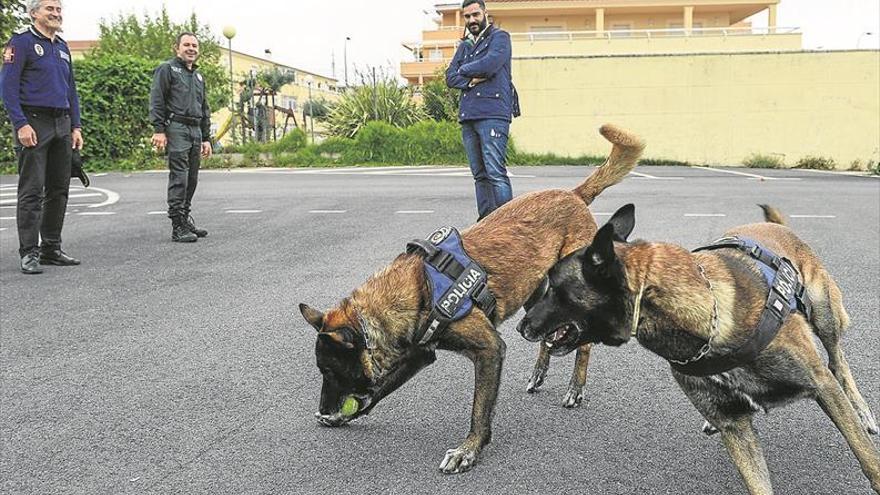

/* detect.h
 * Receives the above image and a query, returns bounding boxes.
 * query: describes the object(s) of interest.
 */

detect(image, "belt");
[169,114,201,126]
[23,105,69,117]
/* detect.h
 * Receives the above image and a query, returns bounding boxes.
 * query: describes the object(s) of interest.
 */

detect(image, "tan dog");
[518,204,880,494]
[299,124,645,474]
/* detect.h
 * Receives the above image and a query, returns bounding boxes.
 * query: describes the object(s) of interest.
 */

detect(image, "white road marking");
[0,192,17,197]
[309,210,346,214]
[68,193,103,200]
[85,186,120,208]
[78,211,116,216]
[693,166,774,180]
[629,171,684,180]
[0,227,6,231]
[790,214,837,219]
[0,216,15,220]
[147,211,166,215]
[225,209,262,214]
[94,173,108,177]
[796,169,880,178]
[395,210,435,214]
[684,213,726,217]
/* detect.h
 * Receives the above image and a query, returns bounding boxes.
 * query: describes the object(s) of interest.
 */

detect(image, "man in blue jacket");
[1,0,83,274]
[446,0,520,221]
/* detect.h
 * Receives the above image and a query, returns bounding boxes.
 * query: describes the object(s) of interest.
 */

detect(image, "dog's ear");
[607,203,635,242]
[299,303,325,331]
[317,329,356,350]
[583,223,618,277]
[318,332,356,350]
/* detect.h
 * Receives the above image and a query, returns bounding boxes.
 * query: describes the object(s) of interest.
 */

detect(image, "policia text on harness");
[670,236,813,377]
[406,227,497,346]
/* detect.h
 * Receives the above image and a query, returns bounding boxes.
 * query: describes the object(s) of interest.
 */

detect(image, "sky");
[57,0,880,81]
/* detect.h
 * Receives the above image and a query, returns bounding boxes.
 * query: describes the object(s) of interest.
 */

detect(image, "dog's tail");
[573,124,645,205]
[758,204,787,226]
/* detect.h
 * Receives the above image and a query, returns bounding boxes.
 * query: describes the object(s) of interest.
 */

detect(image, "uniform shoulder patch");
[2,45,13,64]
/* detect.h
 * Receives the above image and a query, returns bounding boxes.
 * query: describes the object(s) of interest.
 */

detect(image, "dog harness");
[406,227,497,345]
[671,236,813,377]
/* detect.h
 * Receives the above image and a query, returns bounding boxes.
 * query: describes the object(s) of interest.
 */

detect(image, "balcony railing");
[510,26,800,42]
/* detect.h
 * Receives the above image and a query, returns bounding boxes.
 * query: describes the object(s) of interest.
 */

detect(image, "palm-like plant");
[326,70,426,138]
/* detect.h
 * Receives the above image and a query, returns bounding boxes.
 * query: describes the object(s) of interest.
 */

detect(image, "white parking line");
[790,214,837,219]
[78,212,116,216]
[396,210,435,214]
[797,169,880,179]
[684,213,726,217]
[694,166,773,180]
[225,210,263,214]
[147,211,166,215]
[309,210,346,214]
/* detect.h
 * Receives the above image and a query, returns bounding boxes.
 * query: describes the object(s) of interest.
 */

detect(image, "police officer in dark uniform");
[149,32,212,243]
[1,0,83,274]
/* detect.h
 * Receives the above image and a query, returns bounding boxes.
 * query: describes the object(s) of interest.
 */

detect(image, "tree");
[92,8,229,111]
[0,0,27,166]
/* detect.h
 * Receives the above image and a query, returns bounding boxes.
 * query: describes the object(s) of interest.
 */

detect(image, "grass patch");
[743,153,785,169]
[795,155,836,170]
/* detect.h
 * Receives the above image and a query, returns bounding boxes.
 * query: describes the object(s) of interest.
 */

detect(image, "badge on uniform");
[2,45,13,64]
[34,44,44,56]
[196,73,203,82]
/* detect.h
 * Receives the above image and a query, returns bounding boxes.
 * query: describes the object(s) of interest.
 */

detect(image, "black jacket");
[149,57,211,140]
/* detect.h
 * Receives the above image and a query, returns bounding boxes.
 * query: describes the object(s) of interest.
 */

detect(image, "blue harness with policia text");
[670,236,813,377]
[406,227,497,346]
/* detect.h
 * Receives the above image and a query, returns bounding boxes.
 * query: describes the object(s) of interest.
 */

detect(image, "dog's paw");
[526,367,548,393]
[857,408,879,435]
[438,446,478,474]
[561,386,584,408]
[701,421,719,436]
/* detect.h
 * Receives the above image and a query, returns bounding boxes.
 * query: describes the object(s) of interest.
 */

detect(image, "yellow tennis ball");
[340,396,359,416]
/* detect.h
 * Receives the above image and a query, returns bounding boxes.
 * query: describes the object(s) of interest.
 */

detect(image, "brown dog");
[518,204,880,494]
[299,124,645,474]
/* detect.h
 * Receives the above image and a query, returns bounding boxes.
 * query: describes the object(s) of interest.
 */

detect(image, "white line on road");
[78,211,116,216]
[395,210,435,214]
[629,171,684,180]
[68,193,103,199]
[693,166,772,180]
[225,210,263,214]
[0,216,14,220]
[147,211,166,215]
[86,187,120,208]
[684,213,726,217]
[0,227,6,231]
[790,214,837,219]
[796,169,880,179]
[309,210,346,214]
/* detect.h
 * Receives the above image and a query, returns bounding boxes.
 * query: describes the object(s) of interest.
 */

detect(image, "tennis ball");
[340,396,359,416]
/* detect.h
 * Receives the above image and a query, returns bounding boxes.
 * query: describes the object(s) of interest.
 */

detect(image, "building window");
[429,48,443,61]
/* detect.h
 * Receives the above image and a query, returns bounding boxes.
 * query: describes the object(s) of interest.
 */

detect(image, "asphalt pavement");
[1,165,878,494]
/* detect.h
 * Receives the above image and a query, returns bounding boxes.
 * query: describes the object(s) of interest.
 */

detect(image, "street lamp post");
[305,75,315,144]
[344,36,351,89]
[222,26,237,145]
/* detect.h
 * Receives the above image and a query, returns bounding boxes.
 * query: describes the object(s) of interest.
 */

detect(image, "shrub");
[870,160,879,175]
[421,67,460,122]
[795,155,837,170]
[271,129,308,153]
[743,153,785,169]
[75,53,156,168]
[326,73,426,138]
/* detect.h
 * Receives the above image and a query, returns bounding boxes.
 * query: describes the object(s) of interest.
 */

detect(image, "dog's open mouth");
[543,323,580,355]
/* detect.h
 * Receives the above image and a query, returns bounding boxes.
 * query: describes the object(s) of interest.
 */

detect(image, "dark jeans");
[165,122,202,218]
[14,112,72,257]
[461,118,512,219]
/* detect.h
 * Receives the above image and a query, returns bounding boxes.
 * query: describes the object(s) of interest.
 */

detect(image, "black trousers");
[14,112,72,257]
[165,122,202,218]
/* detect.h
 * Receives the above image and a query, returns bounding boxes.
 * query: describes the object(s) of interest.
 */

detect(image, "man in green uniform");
[149,32,212,243]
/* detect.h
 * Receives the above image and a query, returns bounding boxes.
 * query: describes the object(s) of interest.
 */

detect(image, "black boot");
[171,216,197,243]
[184,215,208,238]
